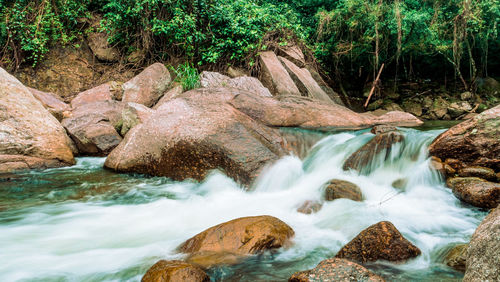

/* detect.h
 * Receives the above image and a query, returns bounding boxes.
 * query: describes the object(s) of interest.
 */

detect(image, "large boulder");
[62,101,124,156]
[0,67,75,173]
[324,179,363,201]
[278,56,334,104]
[371,111,423,127]
[258,51,301,96]
[105,88,286,185]
[289,258,385,282]
[464,207,500,281]
[122,63,171,107]
[446,177,499,208]
[429,104,500,170]
[70,81,122,109]
[335,221,421,263]
[142,260,209,282]
[199,71,272,97]
[178,216,294,257]
[28,87,70,121]
[120,102,155,136]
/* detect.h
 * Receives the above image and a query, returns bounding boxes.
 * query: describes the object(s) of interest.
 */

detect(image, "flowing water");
[0,125,487,281]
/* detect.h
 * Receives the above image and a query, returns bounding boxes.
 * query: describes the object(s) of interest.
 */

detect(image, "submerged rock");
[324,179,363,201]
[122,63,171,107]
[446,177,499,208]
[335,221,421,263]
[458,166,497,182]
[464,207,500,281]
[142,260,209,282]
[289,258,384,282]
[443,243,467,272]
[297,200,322,214]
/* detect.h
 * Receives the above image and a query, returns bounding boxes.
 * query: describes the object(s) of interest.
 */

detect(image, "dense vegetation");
[1,0,499,91]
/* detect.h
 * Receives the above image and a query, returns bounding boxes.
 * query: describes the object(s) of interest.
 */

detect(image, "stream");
[0,123,486,281]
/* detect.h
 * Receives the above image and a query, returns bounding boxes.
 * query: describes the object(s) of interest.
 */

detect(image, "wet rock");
[120,103,155,136]
[105,88,286,185]
[324,179,363,201]
[458,166,497,182]
[278,56,334,104]
[335,221,421,263]
[402,100,423,117]
[200,71,272,97]
[448,101,472,118]
[28,87,70,121]
[70,81,122,109]
[392,178,408,190]
[444,243,467,272]
[153,84,184,109]
[430,156,446,176]
[0,67,75,172]
[278,45,306,68]
[429,105,500,170]
[445,158,465,171]
[186,251,244,269]
[142,260,209,282]
[446,177,500,208]
[464,207,500,281]
[122,63,171,107]
[178,215,294,258]
[371,125,397,135]
[258,51,301,96]
[297,200,323,214]
[343,131,405,173]
[289,258,385,282]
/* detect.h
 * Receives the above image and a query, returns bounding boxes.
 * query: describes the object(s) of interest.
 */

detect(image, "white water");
[0,128,485,281]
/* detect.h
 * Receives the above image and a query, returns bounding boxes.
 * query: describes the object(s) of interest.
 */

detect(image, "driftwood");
[364,63,385,108]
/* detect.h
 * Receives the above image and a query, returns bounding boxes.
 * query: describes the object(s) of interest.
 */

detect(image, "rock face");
[199,71,272,97]
[28,87,70,121]
[120,102,155,136]
[464,207,500,281]
[70,82,122,109]
[258,51,301,96]
[429,104,500,170]
[105,88,286,185]
[0,67,75,172]
[446,177,499,208]
[458,166,497,182]
[122,63,171,107]
[289,258,385,282]
[444,243,467,272]
[142,260,209,282]
[278,56,334,104]
[324,179,363,201]
[343,131,404,173]
[62,101,124,156]
[178,216,294,257]
[335,221,421,263]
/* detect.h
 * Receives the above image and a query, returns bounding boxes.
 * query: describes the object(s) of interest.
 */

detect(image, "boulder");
[443,243,467,272]
[335,221,421,263]
[87,32,120,62]
[445,158,466,171]
[153,84,184,110]
[200,71,272,97]
[448,101,472,118]
[178,215,294,258]
[343,131,405,173]
[120,103,155,136]
[402,100,423,117]
[289,258,384,282]
[297,200,322,214]
[429,105,500,170]
[392,178,408,190]
[278,45,305,68]
[324,179,363,201]
[28,87,70,121]
[0,67,75,172]
[122,63,171,107]
[458,166,497,182]
[105,88,286,185]
[429,97,450,119]
[372,111,423,127]
[446,177,499,208]
[142,260,209,282]
[70,81,122,109]
[464,207,500,281]
[278,56,334,104]
[258,51,301,96]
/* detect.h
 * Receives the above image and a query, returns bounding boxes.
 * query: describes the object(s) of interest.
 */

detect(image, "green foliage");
[172,62,200,91]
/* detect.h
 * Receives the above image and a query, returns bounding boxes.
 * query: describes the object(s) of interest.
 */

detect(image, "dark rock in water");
[446,177,500,208]
[297,200,322,214]
[335,221,421,263]
[370,125,397,135]
[458,166,497,182]
[142,260,209,282]
[289,258,385,282]
[324,179,363,201]
[443,243,467,272]
[464,207,500,281]
[392,178,408,190]
[343,131,404,173]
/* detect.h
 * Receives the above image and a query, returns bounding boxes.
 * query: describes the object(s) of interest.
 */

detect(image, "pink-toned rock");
[121,102,155,136]
[28,87,70,121]
[278,45,306,68]
[0,67,75,172]
[279,56,334,104]
[373,111,424,127]
[200,71,271,97]
[71,81,122,109]
[153,84,184,109]
[122,63,171,107]
[258,51,300,96]
[306,66,345,106]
